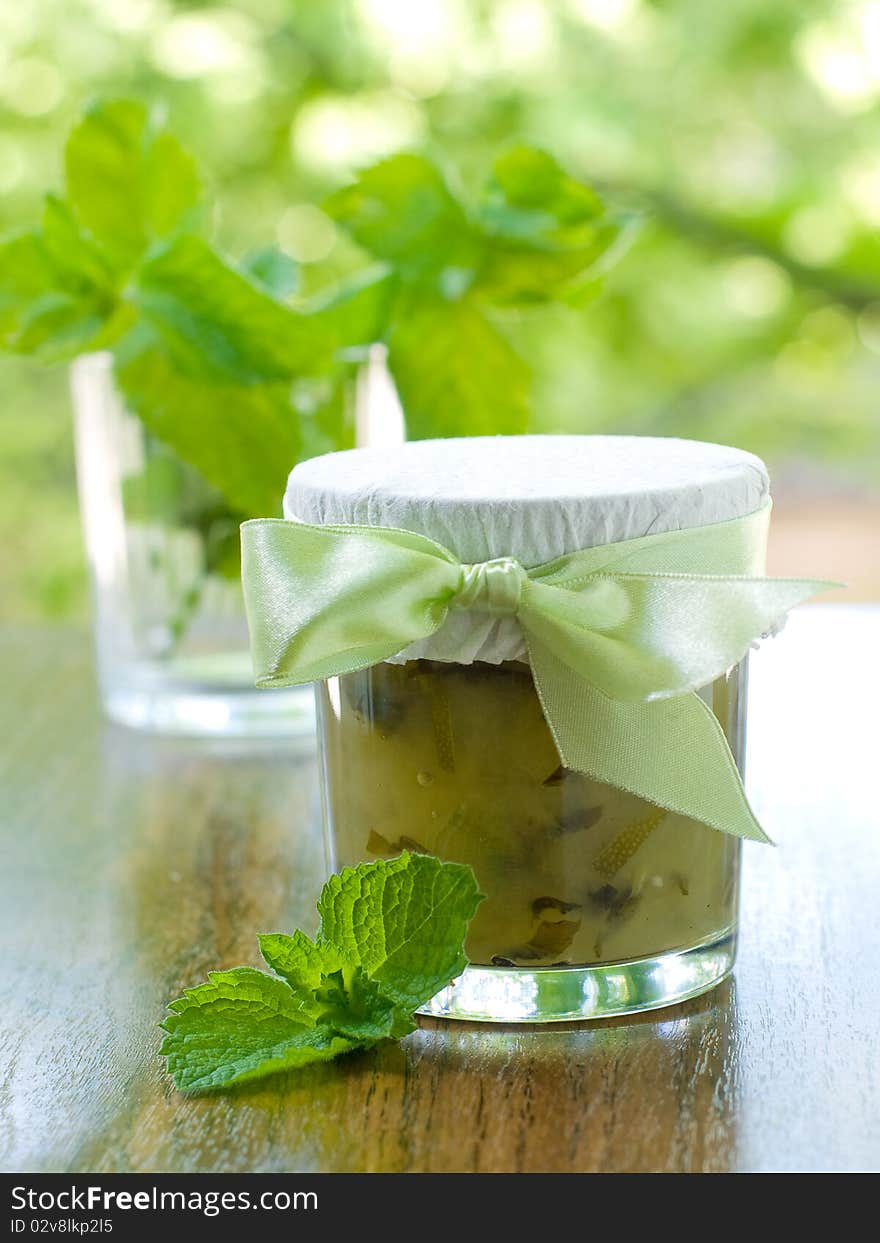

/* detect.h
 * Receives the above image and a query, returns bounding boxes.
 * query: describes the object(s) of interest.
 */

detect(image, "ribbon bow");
[241,504,830,842]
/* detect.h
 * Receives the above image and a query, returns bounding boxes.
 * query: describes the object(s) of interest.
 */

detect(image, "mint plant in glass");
[69,352,303,734]
[0,100,354,736]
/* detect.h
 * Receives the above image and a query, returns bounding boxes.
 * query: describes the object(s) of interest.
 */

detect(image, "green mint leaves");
[388,294,530,438]
[0,99,343,522]
[0,197,119,363]
[135,234,324,385]
[0,98,630,524]
[326,146,624,305]
[63,98,202,270]
[475,145,631,305]
[326,154,476,283]
[325,147,632,438]
[0,100,200,363]
[160,853,483,1093]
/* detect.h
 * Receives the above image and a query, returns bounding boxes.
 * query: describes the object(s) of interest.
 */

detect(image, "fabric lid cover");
[284,435,770,664]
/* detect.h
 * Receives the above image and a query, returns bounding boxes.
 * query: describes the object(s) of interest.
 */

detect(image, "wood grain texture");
[0,605,878,1173]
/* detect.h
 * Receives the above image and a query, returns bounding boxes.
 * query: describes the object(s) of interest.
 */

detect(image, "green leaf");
[0,232,56,340]
[488,145,605,223]
[257,933,412,1041]
[11,295,108,359]
[259,928,342,992]
[317,853,483,1011]
[136,235,326,383]
[320,967,416,1042]
[0,99,203,360]
[473,146,625,303]
[307,265,396,352]
[159,968,356,1093]
[325,154,478,283]
[65,99,202,270]
[113,327,301,516]
[325,146,629,315]
[242,246,299,299]
[162,854,482,1092]
[41,195,115,293]
[0,218,123,360]
[262,855,482,1018]
[388,296,530,438]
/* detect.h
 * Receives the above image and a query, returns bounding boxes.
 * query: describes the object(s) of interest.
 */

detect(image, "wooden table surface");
[1,605,878,1174]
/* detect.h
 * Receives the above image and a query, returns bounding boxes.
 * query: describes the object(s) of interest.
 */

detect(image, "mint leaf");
[0,215,123,361]
[317,852,483,1011]
[388,296,529,438]
[159,968,356,1093]
[321,968,417,1042]
[0,233,56,339]
[259,928,341,991]
[161,854,483,1093]
[258,932,413,1040]
[473,146,627,303]
[65,99,202,271]
[325,154,478,283]
[486,145,605,225]
[325,147,627,309]
[0,99,203,361]
[307,265,396,352]
[241,246,299,299]
[7,291,111,362]
[0,100,209,363]
[324,146,629,438]
[113,326,302,516]
[41,195,115,293]
[136,234,326,383]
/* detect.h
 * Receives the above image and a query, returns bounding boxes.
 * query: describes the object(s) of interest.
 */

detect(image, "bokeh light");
[292,91,425,174]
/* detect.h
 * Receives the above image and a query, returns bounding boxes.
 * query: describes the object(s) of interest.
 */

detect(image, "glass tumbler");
[71,353,314,738]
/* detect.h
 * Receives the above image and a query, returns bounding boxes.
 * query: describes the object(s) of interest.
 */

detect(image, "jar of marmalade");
[282,434,770,1021]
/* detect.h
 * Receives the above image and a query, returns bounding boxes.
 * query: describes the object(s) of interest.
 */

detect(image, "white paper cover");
[284,435,770,664]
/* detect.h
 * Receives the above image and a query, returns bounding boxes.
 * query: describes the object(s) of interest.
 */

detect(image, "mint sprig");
[0,99,631,523]
[325,147,635,438]
[0,99,344,522]
[160,853,483,1093]
[135,234,327,384]
[63,97,202,271]
[0,100,200,363]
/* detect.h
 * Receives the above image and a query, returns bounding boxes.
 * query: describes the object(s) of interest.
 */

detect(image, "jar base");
[100,656,316,740]
[418,930,736,1023]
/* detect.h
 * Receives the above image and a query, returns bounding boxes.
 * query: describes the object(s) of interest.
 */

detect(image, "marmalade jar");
[287,435,768,1021]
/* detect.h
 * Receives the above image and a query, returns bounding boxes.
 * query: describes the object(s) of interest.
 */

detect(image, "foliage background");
[2,0,879,620]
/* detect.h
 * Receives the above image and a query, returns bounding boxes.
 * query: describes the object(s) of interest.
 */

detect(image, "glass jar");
[317,656,745,1021]
[71,353,315,738]
[269,433,775,1022]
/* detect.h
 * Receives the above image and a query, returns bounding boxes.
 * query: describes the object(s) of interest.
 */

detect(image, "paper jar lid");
[284,435,770,665]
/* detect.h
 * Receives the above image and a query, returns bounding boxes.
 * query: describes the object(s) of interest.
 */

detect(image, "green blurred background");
[2,0,879,621]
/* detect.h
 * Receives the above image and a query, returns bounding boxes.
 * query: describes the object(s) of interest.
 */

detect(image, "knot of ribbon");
[454,557,525,615]
[241,505,832,843]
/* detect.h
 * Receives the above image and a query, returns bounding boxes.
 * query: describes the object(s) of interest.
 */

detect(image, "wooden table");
[1,605,878,1174]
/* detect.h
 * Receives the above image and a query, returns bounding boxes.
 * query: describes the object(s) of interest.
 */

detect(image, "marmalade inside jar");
[318,659,742,968]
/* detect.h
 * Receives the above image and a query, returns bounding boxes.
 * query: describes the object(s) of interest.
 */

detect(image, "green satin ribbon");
[241,502,830,843]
